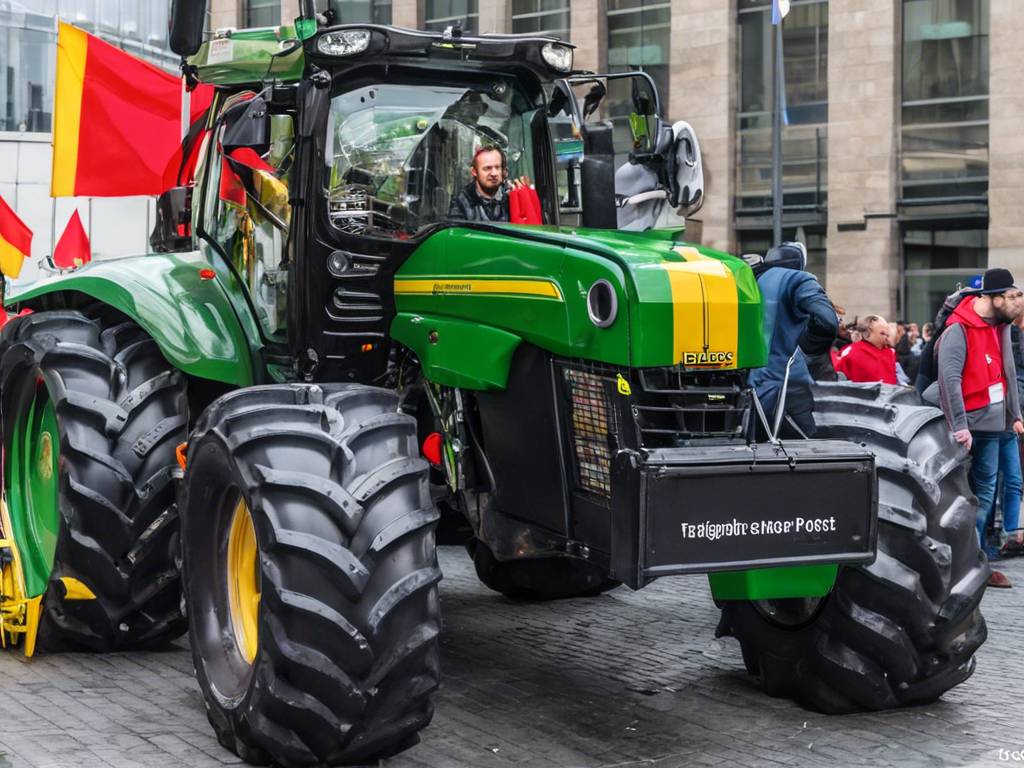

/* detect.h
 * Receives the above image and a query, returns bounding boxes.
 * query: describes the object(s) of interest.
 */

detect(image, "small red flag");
[53,210,91,269]
[0,195,31,279]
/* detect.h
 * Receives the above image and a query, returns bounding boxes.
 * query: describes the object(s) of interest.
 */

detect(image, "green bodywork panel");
[707,564,839,601]
[189,26,305,85]
[6,388,60,598]
[392,313,521,390]
[5,253,255,387]
[393,225,767,389]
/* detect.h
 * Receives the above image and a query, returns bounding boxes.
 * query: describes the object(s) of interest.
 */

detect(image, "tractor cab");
[160,17,706,383]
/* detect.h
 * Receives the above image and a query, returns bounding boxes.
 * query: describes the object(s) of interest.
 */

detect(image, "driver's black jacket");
[448,182,509,222]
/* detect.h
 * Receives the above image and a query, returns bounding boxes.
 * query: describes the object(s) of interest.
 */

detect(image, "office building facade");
[4,0,1020,322]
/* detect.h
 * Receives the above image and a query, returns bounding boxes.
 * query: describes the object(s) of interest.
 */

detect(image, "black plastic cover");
[610,441,878,588]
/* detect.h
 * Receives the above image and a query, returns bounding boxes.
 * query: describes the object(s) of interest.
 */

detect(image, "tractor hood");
[392,225,767,390]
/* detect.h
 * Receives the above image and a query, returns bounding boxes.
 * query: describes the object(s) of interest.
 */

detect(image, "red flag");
[53,210,91,269]
[0,195,31,279]
[52,22,214,197]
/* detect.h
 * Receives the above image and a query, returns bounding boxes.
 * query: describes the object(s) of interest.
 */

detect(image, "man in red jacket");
[936,268,1024,587]
[835,315,899,384]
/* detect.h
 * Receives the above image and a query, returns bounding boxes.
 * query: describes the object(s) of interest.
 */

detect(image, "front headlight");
[541,42,573,72]
[317,29,371,56]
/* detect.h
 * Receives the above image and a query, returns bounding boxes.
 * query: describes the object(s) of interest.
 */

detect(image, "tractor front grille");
[557,361,750,497]
[561,366,619,496]
[631,368,749,448]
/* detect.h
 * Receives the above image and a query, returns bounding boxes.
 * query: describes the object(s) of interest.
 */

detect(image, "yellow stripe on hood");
[664,246,739,368]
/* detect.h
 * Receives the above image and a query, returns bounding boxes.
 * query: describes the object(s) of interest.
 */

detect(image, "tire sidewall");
[181,434,265,715]
[1,337,104,644]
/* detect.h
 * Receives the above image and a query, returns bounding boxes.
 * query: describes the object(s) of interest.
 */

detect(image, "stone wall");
[825,0,900,317]
[669,0,737,254]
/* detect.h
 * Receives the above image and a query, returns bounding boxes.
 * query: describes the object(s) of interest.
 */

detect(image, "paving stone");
[0,548,1021,767]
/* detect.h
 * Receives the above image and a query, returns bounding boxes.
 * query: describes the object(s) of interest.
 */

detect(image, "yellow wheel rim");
[226,498,260,664]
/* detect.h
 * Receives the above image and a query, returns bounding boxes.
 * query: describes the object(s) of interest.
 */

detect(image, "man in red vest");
[835,315,899,384]
[936,268,1024,588]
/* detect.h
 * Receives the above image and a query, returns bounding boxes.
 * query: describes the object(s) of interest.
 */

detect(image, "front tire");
[181,384,441,766]
[718,382,989,712]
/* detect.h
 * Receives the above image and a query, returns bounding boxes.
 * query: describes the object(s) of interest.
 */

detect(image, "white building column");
[670,0,736,253]
[209,0,240,31]
[825,0,900,317]
[477,0,510,34]
[568,0,605,73]
[392,0,422,29]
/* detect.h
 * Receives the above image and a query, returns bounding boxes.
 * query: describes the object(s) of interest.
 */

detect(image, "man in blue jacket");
[749,242,838,438]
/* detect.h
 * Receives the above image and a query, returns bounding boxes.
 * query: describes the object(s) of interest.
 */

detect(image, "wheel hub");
[226,499,260,664]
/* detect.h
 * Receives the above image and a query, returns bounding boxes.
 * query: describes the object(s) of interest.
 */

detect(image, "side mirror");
[581,83,606,120]
[669,121,704,216]
[150,187,193,253]
[170,0,208,57]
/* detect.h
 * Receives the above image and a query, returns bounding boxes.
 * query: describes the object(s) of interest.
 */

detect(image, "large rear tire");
[181,384,441,766]
[0,310,188,651]
[718,382,989,712]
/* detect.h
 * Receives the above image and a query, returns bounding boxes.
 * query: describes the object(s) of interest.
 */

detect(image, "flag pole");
[771,17,784,247]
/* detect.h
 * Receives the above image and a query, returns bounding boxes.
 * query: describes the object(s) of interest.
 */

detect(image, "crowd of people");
[817,269,1024,588]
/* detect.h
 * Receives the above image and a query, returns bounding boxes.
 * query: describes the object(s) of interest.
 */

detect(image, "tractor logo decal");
[682,350,735,368]
[665,247,739,370]
[684,352,733,370]
[394,276,563,301]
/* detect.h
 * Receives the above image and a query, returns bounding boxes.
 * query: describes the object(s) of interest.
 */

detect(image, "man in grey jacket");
[935,268,1024,587]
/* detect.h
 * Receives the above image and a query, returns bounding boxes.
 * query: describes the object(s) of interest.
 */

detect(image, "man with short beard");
[936,268,1024,587]
[448,146,530,223]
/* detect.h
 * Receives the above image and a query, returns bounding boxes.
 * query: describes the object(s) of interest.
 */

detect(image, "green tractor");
[0,1,988,764]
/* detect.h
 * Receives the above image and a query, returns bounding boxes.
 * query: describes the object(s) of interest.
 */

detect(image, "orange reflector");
[199,268,216,280]
[175,442,188,471]
[422,432,443,466]
[361,343,374,353]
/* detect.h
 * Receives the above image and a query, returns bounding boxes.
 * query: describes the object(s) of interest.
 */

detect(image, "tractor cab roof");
[189,23,579,88]
[308,25,577,80]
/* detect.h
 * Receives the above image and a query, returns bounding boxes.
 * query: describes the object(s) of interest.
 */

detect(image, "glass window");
[330,0,393,24]
[246,0,281,28]
[511,0,570,38]
[607,0,670,110]
[203,96,293,337]
[0,2,177,134]
[736,1,828,215]
[903,227,987,322]
[0,17,55,133]
[425,0,479,31]
[900,0,989,202]
[325,80,540,238]
[899,1,988,319]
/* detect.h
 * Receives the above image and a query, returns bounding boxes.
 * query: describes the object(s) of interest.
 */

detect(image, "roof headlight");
[317,29,371,56]
[541,42,573,73]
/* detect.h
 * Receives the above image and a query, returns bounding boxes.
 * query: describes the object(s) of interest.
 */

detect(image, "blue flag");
[772,0,790,24]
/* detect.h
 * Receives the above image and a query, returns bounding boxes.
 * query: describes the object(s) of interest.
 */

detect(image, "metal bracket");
[0,499,44,658]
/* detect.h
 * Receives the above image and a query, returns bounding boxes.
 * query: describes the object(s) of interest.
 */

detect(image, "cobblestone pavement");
[0,547,1021,768]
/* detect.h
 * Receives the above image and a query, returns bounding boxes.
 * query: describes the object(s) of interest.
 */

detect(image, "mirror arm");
[616,189,668,208]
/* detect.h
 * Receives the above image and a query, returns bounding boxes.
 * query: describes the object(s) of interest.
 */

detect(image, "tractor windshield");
[325,80,538,238]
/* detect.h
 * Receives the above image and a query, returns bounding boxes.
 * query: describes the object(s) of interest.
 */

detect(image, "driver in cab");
[448,146,532,223]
